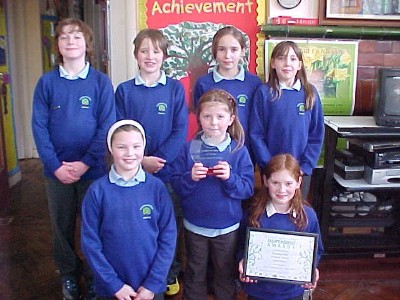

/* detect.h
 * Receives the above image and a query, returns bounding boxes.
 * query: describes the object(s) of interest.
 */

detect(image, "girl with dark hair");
[250,41,324,198]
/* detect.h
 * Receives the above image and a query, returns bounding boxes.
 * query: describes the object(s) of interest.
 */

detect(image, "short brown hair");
[133,29,168,59]
[54,18,95,65]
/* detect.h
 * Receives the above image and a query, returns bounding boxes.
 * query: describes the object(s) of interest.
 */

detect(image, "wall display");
[319,0,400,27]
[277,0,302,10]
[138,0,265,139]
[41,15,57,72]
[244,228,318,284]
[265,39,358,116]
[0,0,17,174]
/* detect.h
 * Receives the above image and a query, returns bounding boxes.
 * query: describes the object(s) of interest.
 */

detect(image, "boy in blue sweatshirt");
[31,18,115,300]
[115,28,187,295]
[81,120,177,300]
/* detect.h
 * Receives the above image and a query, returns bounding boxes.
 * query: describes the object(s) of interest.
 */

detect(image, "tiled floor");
[1,158,400,300]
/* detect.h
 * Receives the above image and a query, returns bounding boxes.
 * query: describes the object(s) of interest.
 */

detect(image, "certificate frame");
[244,228,318,284]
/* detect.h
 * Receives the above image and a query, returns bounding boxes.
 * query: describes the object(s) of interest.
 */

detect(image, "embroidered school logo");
[297,103,305,115]
[237,94,247,107]
[79,96,91,109]
[140,204,154,219]
[156,102,168,115]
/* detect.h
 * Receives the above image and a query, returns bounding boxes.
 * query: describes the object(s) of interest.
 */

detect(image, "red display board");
[138,0,261,138]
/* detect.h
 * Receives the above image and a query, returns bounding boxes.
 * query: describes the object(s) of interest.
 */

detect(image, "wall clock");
[277,0,302,9]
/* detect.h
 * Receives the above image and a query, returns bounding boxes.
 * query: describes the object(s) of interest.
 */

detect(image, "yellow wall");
[0,2,17,176]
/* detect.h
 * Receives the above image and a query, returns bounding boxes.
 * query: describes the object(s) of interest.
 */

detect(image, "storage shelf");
[325,116,400,138]
[320,116,400,256]
[260,25,400,40]
[330,214,395,227]
[323,235,400,255]
[334,173,400,190]
[324,228,400,256]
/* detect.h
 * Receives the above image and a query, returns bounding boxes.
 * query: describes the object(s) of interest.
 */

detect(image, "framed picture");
[319,0,400,27]
[243,228,318,284]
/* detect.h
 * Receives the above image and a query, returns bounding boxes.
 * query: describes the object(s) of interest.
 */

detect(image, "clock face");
[277,0,302,9]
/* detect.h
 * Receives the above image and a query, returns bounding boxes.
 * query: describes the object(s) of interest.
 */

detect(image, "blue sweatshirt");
[249,84,324,176]
[238,206,324,300]
[194,70,262,159]
[170,140,254,229]
[115,77,188,182]
[81,174,177,296]
[32,67,116,180]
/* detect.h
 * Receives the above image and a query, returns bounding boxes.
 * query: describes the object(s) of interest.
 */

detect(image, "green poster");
[265,39,358,116]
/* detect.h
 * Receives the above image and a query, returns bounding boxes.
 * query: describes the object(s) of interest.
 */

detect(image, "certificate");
[244,228,318,284]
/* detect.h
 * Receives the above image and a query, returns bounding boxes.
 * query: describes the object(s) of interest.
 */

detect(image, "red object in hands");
[207,168,215,175]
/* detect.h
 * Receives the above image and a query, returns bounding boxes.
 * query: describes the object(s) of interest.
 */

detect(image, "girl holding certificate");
[238,154,323,300]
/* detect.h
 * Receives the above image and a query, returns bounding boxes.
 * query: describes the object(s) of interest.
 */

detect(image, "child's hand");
[114,284,137,300]
[63,161,89,178]
[134,286,154,300]
[212,161,230,180]
[191,162,208,181]
[54,164,80,184]
[238,259,256,283]
[303,268,319,290]
[142,156,166,174]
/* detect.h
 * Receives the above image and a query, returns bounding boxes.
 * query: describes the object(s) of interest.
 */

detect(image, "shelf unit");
[319,116,400,257]
[260,24,400,40]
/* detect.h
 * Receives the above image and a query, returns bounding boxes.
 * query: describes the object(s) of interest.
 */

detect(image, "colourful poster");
[265,39,358,116]
[138,0,264,138]
[0,0,18,175]
[41,15,57,72]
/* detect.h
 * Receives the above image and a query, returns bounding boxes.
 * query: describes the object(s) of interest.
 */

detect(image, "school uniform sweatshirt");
[238,206,324,300]
[81,174,177,296]
[249,84,324,175]
[194,71,262,157]
[32,67,116,180]
[115,78,188,182]
[170,140,254,229]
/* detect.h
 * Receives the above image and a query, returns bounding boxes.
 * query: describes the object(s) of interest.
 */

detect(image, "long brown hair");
[55,18,94,65]
[211,26,246,59]
[196,89,245,151]
[248,154,309,230]
[268,41,315,110]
